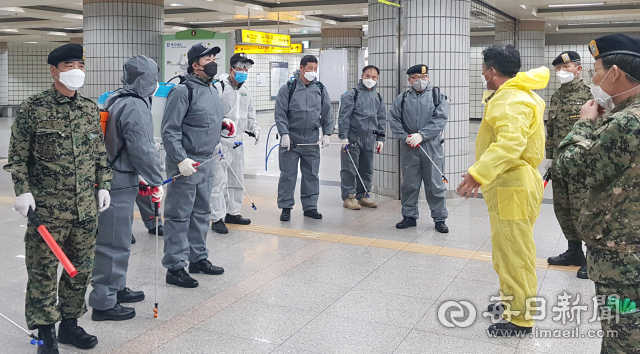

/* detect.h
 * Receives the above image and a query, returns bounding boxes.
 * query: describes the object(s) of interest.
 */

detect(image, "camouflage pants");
[595,282,640,354]
[24,215,97,330]
[551,165,588,242]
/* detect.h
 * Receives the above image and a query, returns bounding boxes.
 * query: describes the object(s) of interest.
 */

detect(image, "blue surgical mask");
[234,71,248,83]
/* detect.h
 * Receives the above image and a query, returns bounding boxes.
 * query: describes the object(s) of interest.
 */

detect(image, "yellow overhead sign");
[235,29,291,47]
[234,43,303,54]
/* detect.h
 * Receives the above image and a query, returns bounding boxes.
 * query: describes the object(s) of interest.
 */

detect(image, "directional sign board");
[234,43,302,54]
[235,29,291,47]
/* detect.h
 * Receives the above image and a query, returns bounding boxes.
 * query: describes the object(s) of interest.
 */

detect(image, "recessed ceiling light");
[47,32,67,36]
[168,3,185,6]
[64,27,83,30]
[567,22,608,25]
[188,20,223,24]
[548,2,605,7]
[302,30,309,33]
[342,14,361,17]
[25,41,37,44]
[0,29,18,32]
[477,25,494,28]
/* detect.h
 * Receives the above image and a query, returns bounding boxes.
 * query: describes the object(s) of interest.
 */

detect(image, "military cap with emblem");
[588,33,640,59]
[187,42,221,64]
[552,51,581,66]
[230,52,254,67]
[47,43,84,66]
[406,64,428,75]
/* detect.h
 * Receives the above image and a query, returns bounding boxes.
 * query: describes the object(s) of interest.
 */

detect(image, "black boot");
[189,259,224,275]
[396,217,417,229]
[36,324,58,354]
[131,234,136,244]
[211,219,229,234]
[547,241,586,266]
[117,287,145,303]
[487,320,532,337]
[577,265,588,279]
[280,208,291,221]
[435,221,449,233]
[225,213,251,225]
[57,319,98,349]
[166,268,199,288]
[148,225,164,236]
[91,304,136,321]
[303,209,323,219]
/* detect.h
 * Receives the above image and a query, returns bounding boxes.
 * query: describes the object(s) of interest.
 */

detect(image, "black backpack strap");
[432,87,441,107]
[316,81,324,104]
[287,79,297,103]
[220,80,225,93]
[353,88,359,104]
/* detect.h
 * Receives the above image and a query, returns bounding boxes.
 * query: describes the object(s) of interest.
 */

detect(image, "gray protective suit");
[161,73,224,270]
[338,80,386,200]
[89,55,163,311]
[389,84,449,221]
[274,70,333,211]
[209,74,260,222]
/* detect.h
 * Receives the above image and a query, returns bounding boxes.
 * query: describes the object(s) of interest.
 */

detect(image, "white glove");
[253,130,260,145]
[14,193,35,218]
[138,175,148,185]
[178,158,198,176]
[339,138,349,148]
[280,134,290,151]
[319,135,331,149]
[151,185,164,201]
[406,133,423,148]
[98,189,111,212]
[221,118,236,137]
[376,141,384,153]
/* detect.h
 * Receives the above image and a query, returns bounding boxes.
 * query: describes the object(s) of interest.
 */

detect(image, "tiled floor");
[0,117,602,354]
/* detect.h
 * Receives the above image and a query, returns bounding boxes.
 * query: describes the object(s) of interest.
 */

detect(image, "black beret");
[589,33,640,60]
[187,43,221,63]
[47,43,84,66]
[406,64,428,75]
[552,51,581,66]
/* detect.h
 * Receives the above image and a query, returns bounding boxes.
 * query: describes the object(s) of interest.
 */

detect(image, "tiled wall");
[8,43,59,105]
[0,48,8,105]
[83,0,163,100]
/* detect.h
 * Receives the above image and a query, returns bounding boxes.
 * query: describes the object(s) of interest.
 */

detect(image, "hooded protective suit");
[389,82,448,221]
[468,67,549,328]
[209,74,260,222]
[338,80,386,201]
[161,73,224,270]
[274,70,333,211]
[89,55,162,311]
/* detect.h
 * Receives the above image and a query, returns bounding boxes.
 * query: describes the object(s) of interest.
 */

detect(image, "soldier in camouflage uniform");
[3,44,112,354]
[557,33,640,354]
[546,51,593,279]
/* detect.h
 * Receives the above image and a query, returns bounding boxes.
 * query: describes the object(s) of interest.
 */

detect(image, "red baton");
[27,208,78,277]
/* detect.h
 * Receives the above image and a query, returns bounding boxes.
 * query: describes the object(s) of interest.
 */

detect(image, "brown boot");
[343,194,361,210]
[358,196,378,208]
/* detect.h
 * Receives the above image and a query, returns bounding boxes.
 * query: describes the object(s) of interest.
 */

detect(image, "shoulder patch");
[577,140,595,149]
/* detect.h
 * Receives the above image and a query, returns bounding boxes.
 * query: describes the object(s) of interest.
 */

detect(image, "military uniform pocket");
[34,129,63,161]
[497,187,528,220]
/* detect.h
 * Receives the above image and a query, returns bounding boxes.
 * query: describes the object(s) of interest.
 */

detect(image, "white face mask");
[591,68,640,111]
[412,79,429,91]
[303,71,316,82]
[556,70,575,84]
[363,78,377,89]
[56,69,85,91]
[481,73,488,89]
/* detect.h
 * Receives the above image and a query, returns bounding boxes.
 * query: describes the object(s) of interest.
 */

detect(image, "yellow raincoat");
[468,67,549,328]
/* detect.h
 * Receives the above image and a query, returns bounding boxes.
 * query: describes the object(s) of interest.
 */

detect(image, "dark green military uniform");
[3,86,112,330]
[546,77,592,242]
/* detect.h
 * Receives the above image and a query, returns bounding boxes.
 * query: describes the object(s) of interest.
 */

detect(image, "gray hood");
[105,55,159,110]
